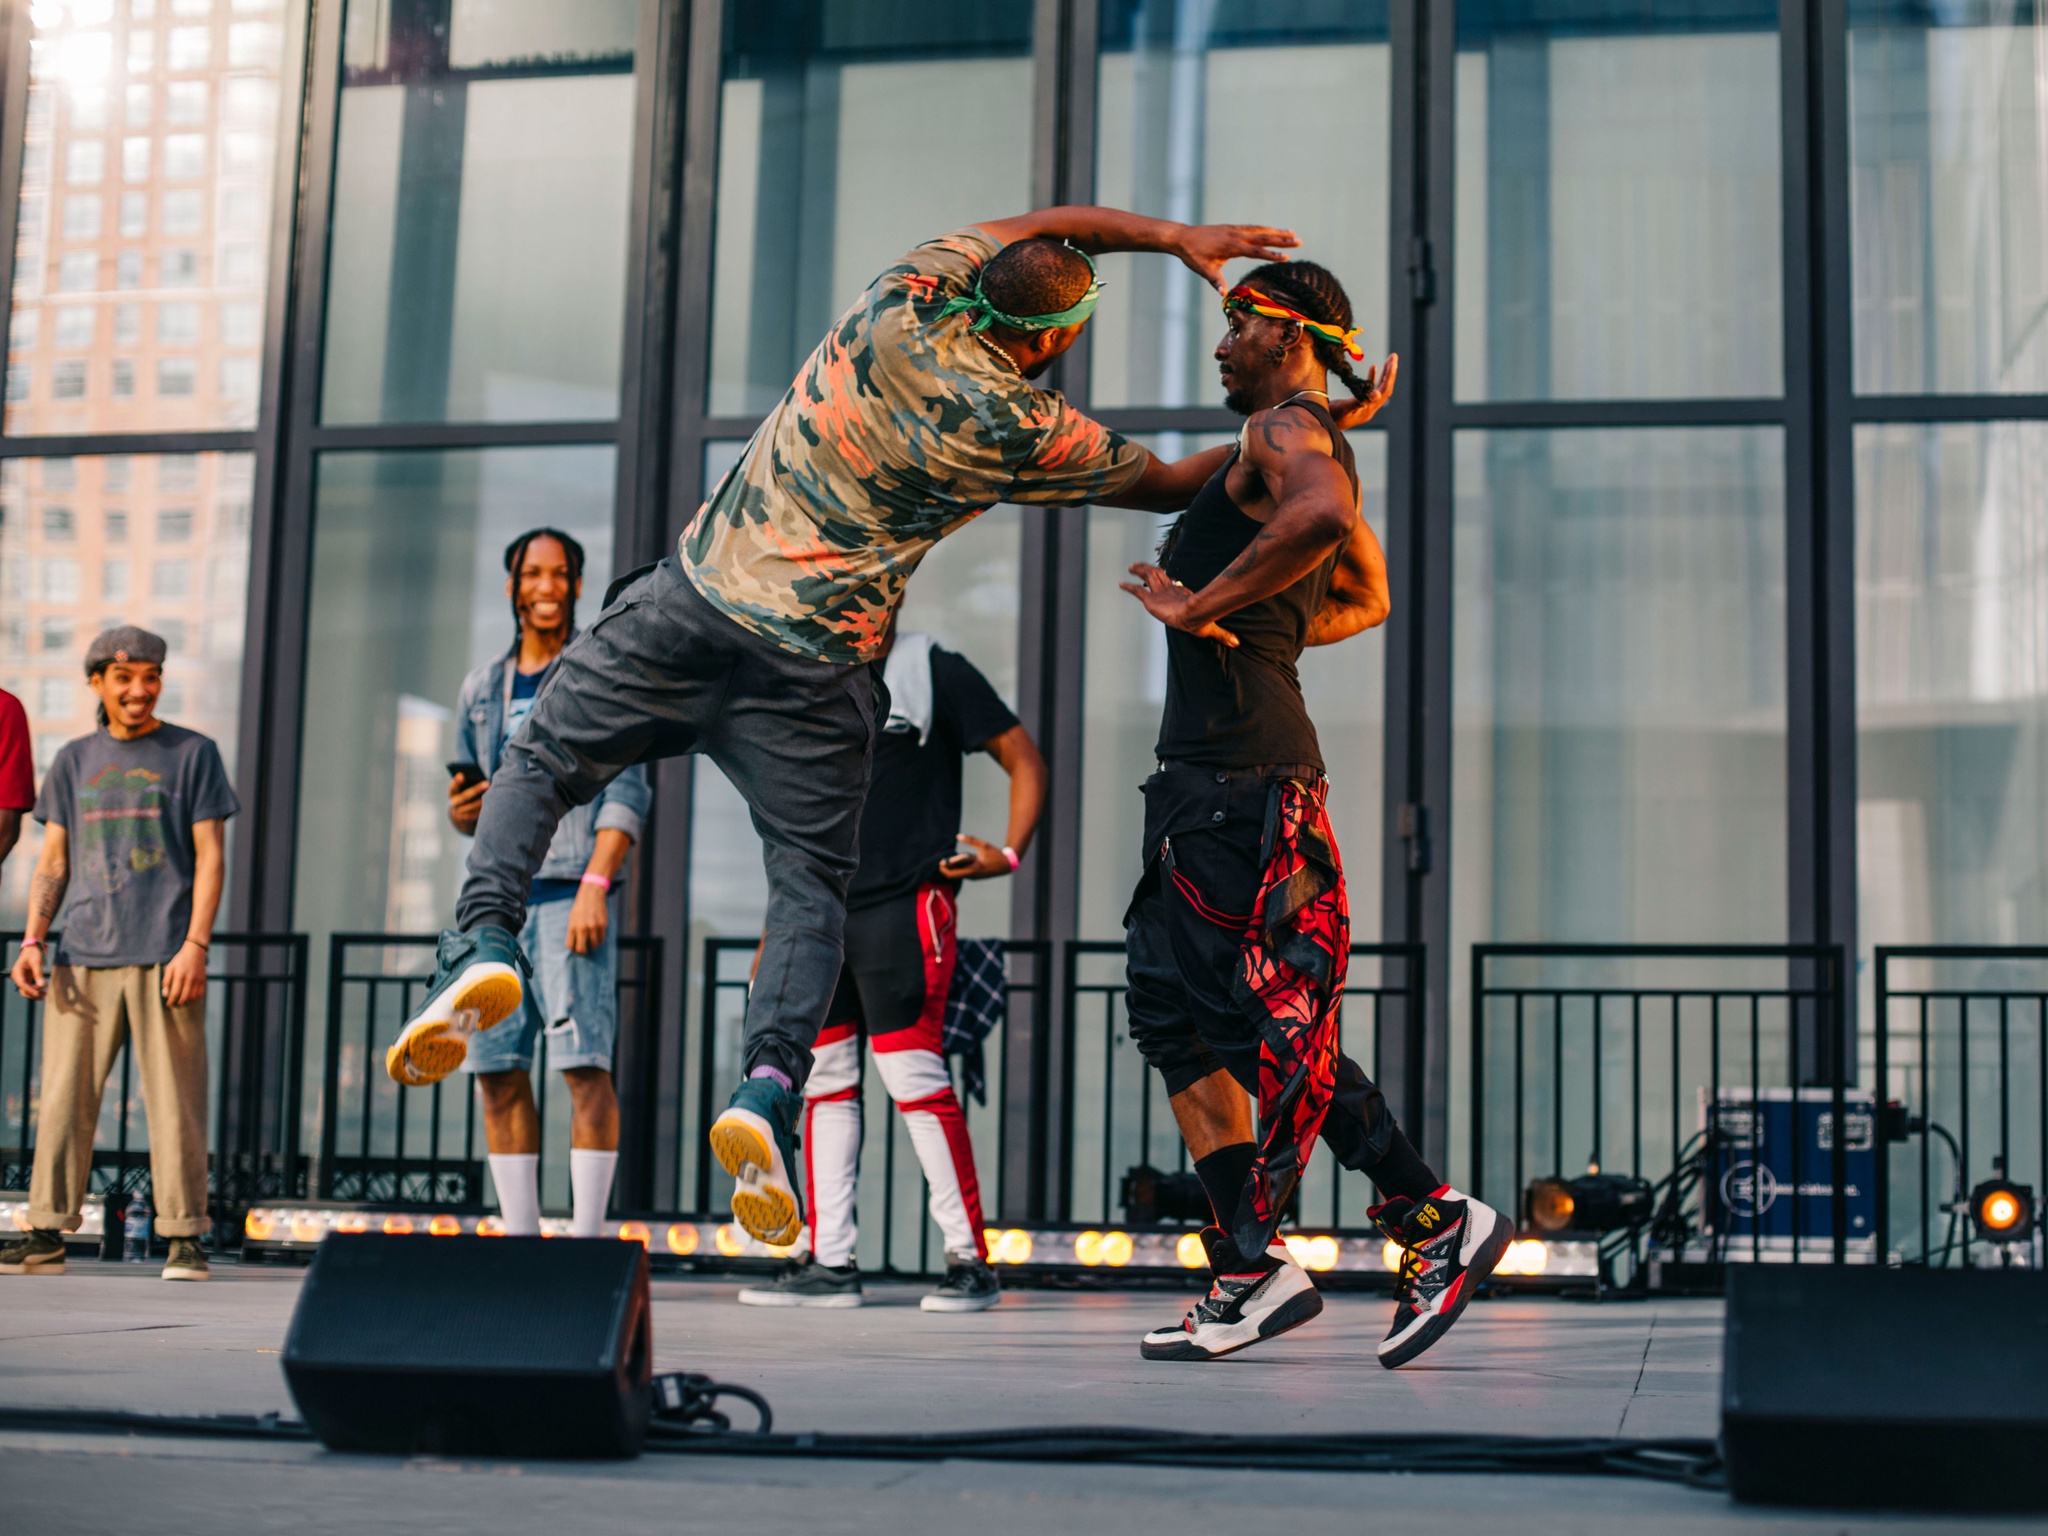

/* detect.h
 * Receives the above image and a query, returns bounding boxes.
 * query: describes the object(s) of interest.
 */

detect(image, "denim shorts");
[462,895,618,1075]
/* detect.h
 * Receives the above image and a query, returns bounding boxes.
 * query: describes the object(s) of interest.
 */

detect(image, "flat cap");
[84,624,167,673]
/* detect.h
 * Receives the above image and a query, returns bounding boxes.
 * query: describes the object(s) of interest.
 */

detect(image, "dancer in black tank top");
[1119,261,1511,1371]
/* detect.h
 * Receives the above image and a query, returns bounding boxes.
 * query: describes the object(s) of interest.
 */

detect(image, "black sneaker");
[0,1228,66,1275]
[1373,1187,1510,1368]
[1139,1225,1322,1361]
[922,1252,1000,1313]
[736,1258,863,1308]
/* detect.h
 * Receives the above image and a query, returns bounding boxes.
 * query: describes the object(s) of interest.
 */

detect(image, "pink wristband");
[1001,846,1021,872]
[579,872,612,892]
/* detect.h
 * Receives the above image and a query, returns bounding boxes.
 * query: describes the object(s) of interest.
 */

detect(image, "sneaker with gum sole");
[0,1229,66,1275]
[709,1077,805,1246]
[386,927,529,1087]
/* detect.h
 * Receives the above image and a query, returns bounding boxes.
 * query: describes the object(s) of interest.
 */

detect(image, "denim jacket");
[454,639,650,880]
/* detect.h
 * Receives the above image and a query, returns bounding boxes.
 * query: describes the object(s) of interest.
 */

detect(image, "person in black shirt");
[739,631,1044,1313]
[1118,261,1509,1369]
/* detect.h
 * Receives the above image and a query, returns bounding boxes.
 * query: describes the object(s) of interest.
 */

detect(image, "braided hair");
[1239,260,1375,402]
[503,526,587,646]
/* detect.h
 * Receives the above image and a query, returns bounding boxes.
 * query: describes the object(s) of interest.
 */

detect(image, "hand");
[11,944,47,1001]
[1326,354,1399,430]
[1175,223,1300,293]
[939,834,1013,881]
[162,941,208,1008]
[566,881,609,955]
[1119,563,1240,647]
[448,775,489,836]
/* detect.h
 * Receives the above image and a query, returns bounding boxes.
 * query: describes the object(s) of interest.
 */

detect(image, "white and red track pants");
[803,883,988,1266]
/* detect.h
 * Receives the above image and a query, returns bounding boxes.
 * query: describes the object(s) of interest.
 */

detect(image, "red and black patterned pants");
[1125,765,1396,1264]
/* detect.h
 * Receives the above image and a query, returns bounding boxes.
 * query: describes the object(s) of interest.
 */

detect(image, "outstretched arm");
[1305,516,1390,646]
[1120,409,1355,647]
[974,207,1298,294]
[1102,443,1236,513]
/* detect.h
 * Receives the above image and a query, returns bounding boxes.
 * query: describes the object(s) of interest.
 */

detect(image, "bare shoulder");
[1243,401,1335,466]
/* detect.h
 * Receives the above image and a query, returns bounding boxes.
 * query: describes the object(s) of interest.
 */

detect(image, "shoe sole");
[1139,1283,1324,1361]
[709,1110,803,1246]
[161,1268,209,1282]
[386,964,524,1087]
[1377,1213,1513,1369]
[0,1259,65,1275]
[921,1291,1000,1313]
[736,1290,863,1308]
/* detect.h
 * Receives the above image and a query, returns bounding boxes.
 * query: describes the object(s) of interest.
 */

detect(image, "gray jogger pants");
[455,556,875,1091]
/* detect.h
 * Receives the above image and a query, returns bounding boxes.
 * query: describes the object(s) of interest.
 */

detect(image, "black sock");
[1364,1125,1440,1204]
[1193,1141,1257,1239]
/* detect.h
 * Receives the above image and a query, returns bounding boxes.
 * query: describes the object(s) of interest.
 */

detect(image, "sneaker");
[1139,1225,1322,1361]
[386,927,529,1087]
[922,1251,1000,1313]
[736,1257,863,1308]
[161,1237,210,1282]
[0,1229,67,1275]
[708,1077,805,1246]
[1373,1186,1510,1369]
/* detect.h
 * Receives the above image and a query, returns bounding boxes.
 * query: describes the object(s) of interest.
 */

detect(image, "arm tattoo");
[28,863,66,927]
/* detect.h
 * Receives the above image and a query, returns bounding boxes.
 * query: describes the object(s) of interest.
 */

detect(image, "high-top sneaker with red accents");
[1139,1225,1323,1362]
[1372,1187,1510,1369]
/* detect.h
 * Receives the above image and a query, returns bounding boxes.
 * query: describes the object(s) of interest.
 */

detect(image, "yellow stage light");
[1496,1238,1550,1276]
[993,1228,1033,1265]
[428,1214,462,1236]
[290,1216,323,1243]
[1301,1235,1339,1272]
[617,1221,651,1247]
[243,1212,273,1240]
[1381,1238,1404,1272]
[1970,1174,2035,1244]
[1177,1231,1208,1268]
[474,1216,504,1237]
[666,1223,699,1256]
[335,1213,369,1234]
[382,1214,415,1235]
[1099,1230,1133,1267]
[715,1223,747,1257]
[1526,1177,1576,1233]
[1074,1230,1104,1265]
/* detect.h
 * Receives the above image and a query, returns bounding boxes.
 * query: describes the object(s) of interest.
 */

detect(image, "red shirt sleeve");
[0,689,34,811]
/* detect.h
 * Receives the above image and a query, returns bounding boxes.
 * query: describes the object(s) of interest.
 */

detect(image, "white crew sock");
[488,1153,541,1236]
[570,1148,618,1238]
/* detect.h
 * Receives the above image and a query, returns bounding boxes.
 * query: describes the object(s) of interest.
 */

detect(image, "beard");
[1224,384,1257,415]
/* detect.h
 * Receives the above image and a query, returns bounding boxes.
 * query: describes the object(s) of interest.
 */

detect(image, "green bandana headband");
[935,245,1102,332]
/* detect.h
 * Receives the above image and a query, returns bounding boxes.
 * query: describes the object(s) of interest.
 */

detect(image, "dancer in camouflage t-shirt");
[396,205,1301,1248]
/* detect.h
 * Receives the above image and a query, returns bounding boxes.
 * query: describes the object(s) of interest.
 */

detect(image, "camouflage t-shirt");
[680,227,1147,664]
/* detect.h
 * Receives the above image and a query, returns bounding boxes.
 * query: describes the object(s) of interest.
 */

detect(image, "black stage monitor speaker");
[1723,1263,2048,1510]
[283,1233,651,1458]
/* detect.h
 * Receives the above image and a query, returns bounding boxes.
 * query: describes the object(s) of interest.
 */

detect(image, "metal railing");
[1470,943,1854,1264]
[317,933,662,1209]
[690,934,1049,1275]
[1875,947,2048,1267]
[0,931,309,1229]
[1062,940,1425,1232]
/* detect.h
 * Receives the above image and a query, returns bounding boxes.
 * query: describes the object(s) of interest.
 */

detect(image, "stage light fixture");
[1524,1169,1652,1234]
[427,1214,461,1236]
[382,1214,414,1235]
[475,1216,504,1237]
[665,1223,698,1256]
[244,1211,273,1240]
[1970,1176,2035,1245]
[1099,1230,1134,1267]
[1381,1238,1404,1272]
[1176,1231,1207,1268]
[714,1224,746,1257]
[291,1216,324,1242]
[334,1214,369,1234]
[618,1221,651,1248]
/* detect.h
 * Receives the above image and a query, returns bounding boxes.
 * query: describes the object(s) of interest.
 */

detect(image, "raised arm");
[1120,408,1356,647]
[974,207,1299,293]
[1305,515,1390,646]
[1102,443,1236,513]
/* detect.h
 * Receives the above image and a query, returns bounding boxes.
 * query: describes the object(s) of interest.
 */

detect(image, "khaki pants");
[27,965,210,1237]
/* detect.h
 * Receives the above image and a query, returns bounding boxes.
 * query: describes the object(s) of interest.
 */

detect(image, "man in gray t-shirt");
[1,626,237,1283]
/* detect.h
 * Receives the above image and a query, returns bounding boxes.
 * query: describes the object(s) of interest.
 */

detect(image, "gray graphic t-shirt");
[34,723,239,967]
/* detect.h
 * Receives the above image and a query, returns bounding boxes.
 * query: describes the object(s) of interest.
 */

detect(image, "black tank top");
[1153,395,1358,771]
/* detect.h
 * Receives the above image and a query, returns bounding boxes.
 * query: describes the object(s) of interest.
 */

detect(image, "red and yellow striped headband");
[1222,284,1364,361]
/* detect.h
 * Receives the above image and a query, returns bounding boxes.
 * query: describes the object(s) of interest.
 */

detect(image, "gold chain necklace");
[974,332,1021,375]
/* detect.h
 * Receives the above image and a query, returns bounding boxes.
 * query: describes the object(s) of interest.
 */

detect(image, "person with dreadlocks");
[432,527,650,1240]
[1119,262,1510,1367]
[385,208,1300,1249]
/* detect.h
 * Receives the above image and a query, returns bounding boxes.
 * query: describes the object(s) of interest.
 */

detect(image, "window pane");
[320,1,637,424]
[6,2,290,433]
[0,451,252,923]
[707,0,1034,416]
[1076,433,1388,939]
[1092,1,1391,410]
[1453,0,1783,402]
[292,446,617,952]
[1452,427,1787,956]
[1849,5,2048,393]
[1856,423,2048,948]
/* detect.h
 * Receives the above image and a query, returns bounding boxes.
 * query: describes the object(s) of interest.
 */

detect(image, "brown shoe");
[0,1228,67,1275]
[162,1236,209,1281]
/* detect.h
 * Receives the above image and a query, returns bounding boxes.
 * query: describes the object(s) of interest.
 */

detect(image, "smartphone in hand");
[447,761,485,792]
